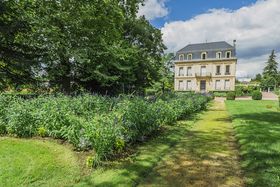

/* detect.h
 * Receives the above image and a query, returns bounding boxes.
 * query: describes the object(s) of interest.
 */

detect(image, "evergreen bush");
[252,91,262,100]
[226,91,236,100]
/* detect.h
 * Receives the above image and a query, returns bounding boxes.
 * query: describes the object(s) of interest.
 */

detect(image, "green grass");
[226,100,280,187]
[0,137,82,187]
[137,101,243,187]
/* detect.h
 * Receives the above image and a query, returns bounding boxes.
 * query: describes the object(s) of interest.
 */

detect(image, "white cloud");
[138,0,168,20]
[161,0,280,77]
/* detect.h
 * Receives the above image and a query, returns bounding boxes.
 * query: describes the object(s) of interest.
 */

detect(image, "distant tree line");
[0,0,173,95]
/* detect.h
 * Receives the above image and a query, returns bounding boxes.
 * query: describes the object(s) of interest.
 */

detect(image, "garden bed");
[0,92,210,166]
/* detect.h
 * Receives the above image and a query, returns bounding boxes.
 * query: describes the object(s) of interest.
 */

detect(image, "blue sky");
[138,0,280,77]
[151,0,257,28]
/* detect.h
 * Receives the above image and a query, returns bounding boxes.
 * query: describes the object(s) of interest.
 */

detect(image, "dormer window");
[216,52,222,59]
[226,51,231,58]
[187,54,192,60]
[179,54,184,61]
[201,52,207,60]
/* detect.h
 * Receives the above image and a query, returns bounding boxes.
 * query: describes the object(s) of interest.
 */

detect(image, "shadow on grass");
[230,111,280,186]
[140,125,242,186]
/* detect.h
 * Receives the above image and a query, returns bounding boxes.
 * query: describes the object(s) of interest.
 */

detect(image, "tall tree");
[261,50,279,90]
[0,0,165,95]
[254,74,262,82]
[0,1,40,90]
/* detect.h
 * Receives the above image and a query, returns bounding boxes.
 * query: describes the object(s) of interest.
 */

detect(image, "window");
[225,80,230,90]
[187,54,192,60]
[226,51,231,58]
[179,80,184,90]
[215,80,221,90]
[186,80,192,90]
[200,66,206,76]
[216,66,221,75]
[179,67,184,76]
[216,52,222,59]
[225,65,230,75]
[179,54,184,61]
[187,67,192,76]
[201,52,207,59]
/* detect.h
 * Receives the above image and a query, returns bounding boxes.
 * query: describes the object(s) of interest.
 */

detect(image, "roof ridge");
[177,41,234,53]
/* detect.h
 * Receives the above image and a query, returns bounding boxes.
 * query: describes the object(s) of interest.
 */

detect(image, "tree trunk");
[60,56,71,94]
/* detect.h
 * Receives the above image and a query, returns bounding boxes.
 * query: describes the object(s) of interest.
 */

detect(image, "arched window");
[201,52,207,60]
[187,54,192,60]
[226,51,231,58]
[179,54,184,61]
[216,52,222,59]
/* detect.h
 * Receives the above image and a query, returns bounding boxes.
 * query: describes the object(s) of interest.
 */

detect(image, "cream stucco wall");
[174,59,237,92]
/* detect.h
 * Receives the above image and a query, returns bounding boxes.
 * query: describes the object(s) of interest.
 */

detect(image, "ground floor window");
[215,80,221,90]
[179,80,184,90]
[225,80,230,90]
[186,80,191,90]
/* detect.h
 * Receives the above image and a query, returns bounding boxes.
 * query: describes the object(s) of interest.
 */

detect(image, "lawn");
[0,138,82,187]
[226,100,280,187]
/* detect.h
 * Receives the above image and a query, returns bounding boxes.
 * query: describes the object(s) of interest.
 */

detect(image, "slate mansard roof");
[175,41,236,60]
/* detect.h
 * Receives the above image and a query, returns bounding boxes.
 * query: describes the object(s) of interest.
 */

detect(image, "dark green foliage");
[0,0,165,95]
[0,93,209,165]
[252,91,262,100]
[0,1,40,89]
[254,74,262,82]
[261,50,279,90]
[226,91,236,100]
[235,85,260,96]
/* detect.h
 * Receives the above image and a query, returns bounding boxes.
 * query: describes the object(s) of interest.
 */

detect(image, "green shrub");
[212,92,227,97]
[252,91,262,100]
[226,92,236,100]
[6,102,36,137]
[235,86,243,97]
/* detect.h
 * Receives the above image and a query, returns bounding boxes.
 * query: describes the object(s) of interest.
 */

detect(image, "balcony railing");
[195,72,212,78]
[177,73,193,77]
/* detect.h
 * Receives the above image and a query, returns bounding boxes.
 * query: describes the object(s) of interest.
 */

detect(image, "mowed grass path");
[0,138,82,187]
[226,100,280,187]
[138,101,243,187]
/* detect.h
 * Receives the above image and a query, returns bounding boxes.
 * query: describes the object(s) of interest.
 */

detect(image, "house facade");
[174,41,237,92]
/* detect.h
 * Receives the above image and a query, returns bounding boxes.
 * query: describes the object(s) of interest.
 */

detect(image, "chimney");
[233,39,236,48]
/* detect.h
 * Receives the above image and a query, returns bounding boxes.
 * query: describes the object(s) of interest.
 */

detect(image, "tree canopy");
[0,0,167,95]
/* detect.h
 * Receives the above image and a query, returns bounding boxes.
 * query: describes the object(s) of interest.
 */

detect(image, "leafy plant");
[37,127,47,137]
[252,91,262,100]
[226,92,236,100]
[0,93,210,166]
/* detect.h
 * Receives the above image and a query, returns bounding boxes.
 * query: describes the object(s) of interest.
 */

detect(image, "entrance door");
[200,80,206,92]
